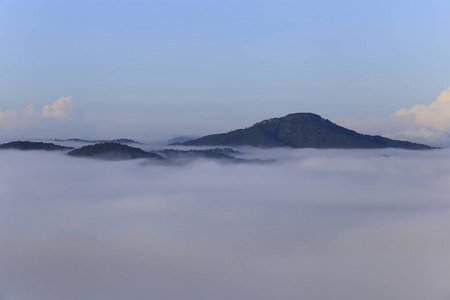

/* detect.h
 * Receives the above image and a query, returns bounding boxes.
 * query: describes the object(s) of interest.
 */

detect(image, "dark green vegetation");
[54,138,140,144]
[0,141,73,151]
[66,143,263,163]
[166,136,198,144]
[67,142,164,161]
[156,148,255,164]
[0,139,262,163]
[174,113,435,150]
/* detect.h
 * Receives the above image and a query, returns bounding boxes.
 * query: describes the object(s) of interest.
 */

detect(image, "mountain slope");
[156,148,247,163]
[67,143,265,164]
[67,142,164,160]
[174,113,435,150]
[54,138,140,144]
[0,141,73,151]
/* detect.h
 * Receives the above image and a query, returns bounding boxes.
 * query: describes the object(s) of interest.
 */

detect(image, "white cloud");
[395,88,450,131]
[41,96,75,120]
[0,103,34,129]
[384,127,450,147]
[0,97,75,131]
[335,87,450,148]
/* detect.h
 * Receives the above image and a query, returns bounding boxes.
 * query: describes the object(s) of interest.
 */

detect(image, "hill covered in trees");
[66,143,258,163]
[0,141,73,151]
[53,138,140,144]
[174,113,435,150]
[67,142,164,161]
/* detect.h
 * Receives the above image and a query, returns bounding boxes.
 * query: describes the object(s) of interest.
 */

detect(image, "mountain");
[156,148,249,164]
[0,141,73,151]
[53,138,140,144]
[67,143,266,164]
[166,136,198,145]
[67,142,164,160]
[173,113,435,150]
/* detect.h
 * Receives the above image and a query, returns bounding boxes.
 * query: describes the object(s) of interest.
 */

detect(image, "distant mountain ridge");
[67,142,163,160]
[0,141,73,151]
[66,143,261,163]
[174,113,435,150]
[53,138,140,144]
[156,148,247,163]
[0,140,266,163]
[166,136,198,144]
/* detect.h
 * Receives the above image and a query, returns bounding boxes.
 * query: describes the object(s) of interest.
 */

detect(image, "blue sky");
[1,0,449,142]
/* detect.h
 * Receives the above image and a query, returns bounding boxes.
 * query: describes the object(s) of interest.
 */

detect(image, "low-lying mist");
[1,148,449,300]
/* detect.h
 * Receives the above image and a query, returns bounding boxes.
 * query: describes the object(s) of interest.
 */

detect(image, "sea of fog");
[1,147,450,300]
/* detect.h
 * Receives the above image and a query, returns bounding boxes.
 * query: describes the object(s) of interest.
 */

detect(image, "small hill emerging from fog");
[156,148,251,163]
[174,113,434,150]
[54,138,140,144]
[0,141,73,151]
[67,143,265,164]
[67,142,164,161]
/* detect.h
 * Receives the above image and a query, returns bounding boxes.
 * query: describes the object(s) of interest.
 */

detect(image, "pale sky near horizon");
[1,0,450,144]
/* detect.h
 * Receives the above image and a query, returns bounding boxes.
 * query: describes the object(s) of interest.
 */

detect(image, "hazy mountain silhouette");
[66,143,260,163]
[54,138,140,144]
[0,141,73,151]
[67,142,164,161]
[166,136,198,144]
[155,148,262,164]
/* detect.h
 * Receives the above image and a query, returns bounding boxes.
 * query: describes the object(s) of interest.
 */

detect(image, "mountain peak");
[174,113,435,150]
[67,142,164,161]
[258,112,319,124]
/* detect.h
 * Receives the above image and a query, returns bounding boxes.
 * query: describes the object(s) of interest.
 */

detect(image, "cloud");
[0,97,75,131]
[24,103,34,116]
[335,87,450,147]
[395,88,450,131]
[0,103,34,129]
[1,148,450,300]
[41,96,75,120]
[385,127,450,147]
